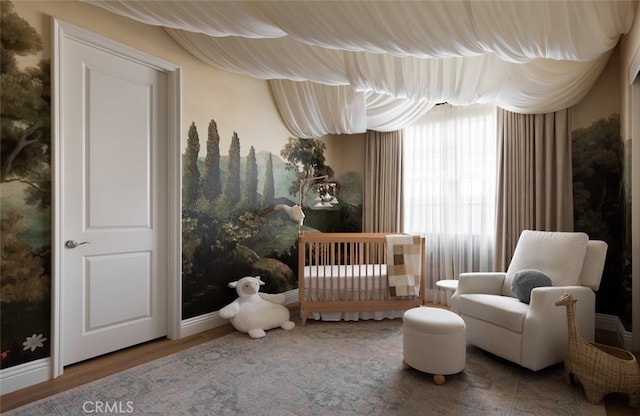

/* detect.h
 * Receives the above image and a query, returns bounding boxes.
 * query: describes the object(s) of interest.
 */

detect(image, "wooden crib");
[298,232,425,325]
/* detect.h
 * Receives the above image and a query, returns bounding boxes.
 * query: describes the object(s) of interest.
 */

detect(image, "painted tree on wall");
[277,137,363,233]
[572,113,629,329]
[280,137,334,207]
[183,122,201,210]
[243,146,258,206]
[224,132,241,205]
[262,153,275,206]
[180,123,362,318]
[0,0,51,368]
[181,120,300,318]
[201,120,221,202]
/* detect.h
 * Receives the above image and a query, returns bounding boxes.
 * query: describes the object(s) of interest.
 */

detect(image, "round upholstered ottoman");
[402,307,466,384]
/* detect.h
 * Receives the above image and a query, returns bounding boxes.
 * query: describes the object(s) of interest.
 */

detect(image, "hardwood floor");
[0,322,637,414]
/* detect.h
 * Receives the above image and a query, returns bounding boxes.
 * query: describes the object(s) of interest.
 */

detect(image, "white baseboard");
[0,358,51,395]
[595,312,633,350]
[179,311,227,338]
[179,289,299,338]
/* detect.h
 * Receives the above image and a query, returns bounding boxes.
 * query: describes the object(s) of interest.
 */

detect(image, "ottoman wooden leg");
[402,359,411,370]
[433,374,446,385]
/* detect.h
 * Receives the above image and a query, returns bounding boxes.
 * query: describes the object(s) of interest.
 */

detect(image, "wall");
[321,133,365,178]
[3,1,360,377]
[619,3,640,349]
[620,1,640,139]
[1,0,292,376]
[570,46,631,329]
[573,47,620,129]
[14,1,292,156]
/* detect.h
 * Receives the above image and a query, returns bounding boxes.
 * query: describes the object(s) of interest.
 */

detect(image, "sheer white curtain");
[403,103,497,304]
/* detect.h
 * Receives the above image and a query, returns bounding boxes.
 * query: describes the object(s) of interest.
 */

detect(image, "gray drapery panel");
[363,130,403,232]
[494,108,574,271]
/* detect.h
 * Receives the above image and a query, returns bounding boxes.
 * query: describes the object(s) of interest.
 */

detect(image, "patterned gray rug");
[6,318,604,415]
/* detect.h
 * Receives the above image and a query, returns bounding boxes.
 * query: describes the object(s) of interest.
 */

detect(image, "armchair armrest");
[521,285,596,370]
[526,285,596,338]
[450,272,506,313]
[456,272,506,295]
[528,286,594,314]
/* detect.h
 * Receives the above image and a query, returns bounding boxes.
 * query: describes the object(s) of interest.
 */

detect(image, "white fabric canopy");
[87,0,636,137]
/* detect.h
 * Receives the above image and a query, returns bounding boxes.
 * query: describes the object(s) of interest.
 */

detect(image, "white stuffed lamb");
[219,276,295,338]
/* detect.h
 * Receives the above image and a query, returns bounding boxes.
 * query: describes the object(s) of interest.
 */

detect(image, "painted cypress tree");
[224,131,241,205]
[243,146,258,206]
[183,122,201,209]
[261,153,275,207]
[201,119,221,203]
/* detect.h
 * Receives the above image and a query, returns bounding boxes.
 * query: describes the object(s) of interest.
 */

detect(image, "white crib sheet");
[302,264,406,321]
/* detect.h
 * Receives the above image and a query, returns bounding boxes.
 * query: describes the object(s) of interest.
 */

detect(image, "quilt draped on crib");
[386,234,422,298]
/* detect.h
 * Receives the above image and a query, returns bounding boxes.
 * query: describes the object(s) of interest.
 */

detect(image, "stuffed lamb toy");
[219,276,295,338]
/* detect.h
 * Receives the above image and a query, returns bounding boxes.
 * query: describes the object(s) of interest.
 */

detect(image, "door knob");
[65,240,90,249]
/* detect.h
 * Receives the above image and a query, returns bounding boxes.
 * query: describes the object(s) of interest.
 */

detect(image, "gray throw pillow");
[511,269,552,304]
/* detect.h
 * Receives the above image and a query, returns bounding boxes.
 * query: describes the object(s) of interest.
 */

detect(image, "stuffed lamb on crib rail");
[219,276,295,339]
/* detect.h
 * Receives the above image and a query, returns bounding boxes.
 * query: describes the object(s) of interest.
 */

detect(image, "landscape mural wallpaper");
[572,113,632,330]
[180,121,362,319]
[0,1,52,369]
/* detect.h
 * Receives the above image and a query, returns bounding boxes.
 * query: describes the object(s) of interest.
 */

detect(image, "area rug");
[5,318,604,416]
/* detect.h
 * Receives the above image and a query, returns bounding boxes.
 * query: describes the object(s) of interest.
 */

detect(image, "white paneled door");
[60,33,168,365]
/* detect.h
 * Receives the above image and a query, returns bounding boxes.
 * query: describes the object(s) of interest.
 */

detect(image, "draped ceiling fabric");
[87,0,636,138]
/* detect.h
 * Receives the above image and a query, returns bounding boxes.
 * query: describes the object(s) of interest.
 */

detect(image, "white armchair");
[450,230,607,371]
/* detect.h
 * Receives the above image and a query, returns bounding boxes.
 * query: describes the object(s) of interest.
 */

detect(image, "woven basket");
[564,323,640,406]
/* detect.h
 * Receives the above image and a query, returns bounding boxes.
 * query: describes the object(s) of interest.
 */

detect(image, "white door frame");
[52,18,182,377]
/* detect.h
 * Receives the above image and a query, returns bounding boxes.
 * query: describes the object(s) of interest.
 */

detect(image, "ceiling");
[86,1,637,137]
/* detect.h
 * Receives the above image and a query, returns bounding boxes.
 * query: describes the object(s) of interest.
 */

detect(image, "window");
[403,103,497,284]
